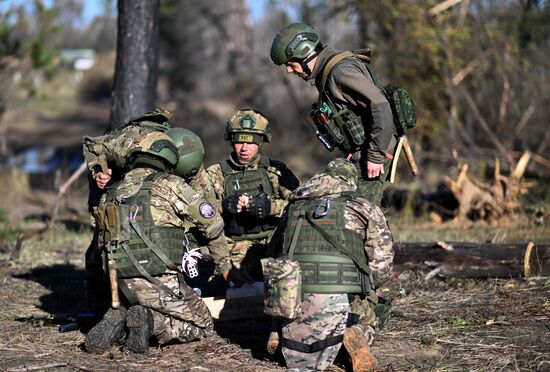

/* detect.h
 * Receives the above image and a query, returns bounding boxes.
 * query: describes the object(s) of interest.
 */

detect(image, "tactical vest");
[220,157,279,240]
[95,173,199,296]
[281,193,373,294]
[314,51,416,154]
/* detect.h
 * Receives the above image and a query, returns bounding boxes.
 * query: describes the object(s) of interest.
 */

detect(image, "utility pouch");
[260,257,302,320]
[94,202,121,244]
[382,84,417,131]
[333,108,365,147]
[310,104,346,148]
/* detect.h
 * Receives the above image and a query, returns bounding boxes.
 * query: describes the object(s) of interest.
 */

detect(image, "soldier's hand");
[95,169,112,189]
[366,161,384,179]
[248,192,271,219]
[237,195,250,212]
[222,194,240,214]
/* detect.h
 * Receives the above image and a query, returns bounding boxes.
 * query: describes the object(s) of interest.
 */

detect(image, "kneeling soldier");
[85,131,230,354]
[267,158,394,371]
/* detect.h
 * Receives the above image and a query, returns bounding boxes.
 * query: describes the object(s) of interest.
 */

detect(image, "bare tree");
[110,0,160,130]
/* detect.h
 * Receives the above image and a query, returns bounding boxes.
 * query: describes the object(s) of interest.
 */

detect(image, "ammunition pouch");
[310,102,364,154]
[93,202,122,245]
[261,257,302,320]
[382,84,417,131]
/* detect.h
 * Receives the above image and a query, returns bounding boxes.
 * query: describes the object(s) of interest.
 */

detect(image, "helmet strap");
[300,49,320,77]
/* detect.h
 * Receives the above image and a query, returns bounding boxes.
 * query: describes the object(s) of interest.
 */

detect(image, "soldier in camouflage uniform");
[82,109,216,308]
[271,23,396,206]
[269,158,394,371]
[85,132,231,354]
[206,109,299,281]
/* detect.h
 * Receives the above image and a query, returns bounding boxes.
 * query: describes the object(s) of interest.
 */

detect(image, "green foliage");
[451,318,469,327]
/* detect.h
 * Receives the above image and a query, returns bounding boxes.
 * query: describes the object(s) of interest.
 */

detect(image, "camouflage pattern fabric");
[206,153,297,272]
[274,160,394,369]
[99,167,231,274]
[123,274,213,345]
[261,257,302,320]
[206,154,294,218]
[281,293,349,371]
[354,156,391,207]
[82,121,169,178]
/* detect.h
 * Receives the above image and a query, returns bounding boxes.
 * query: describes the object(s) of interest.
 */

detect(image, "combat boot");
[85,307,127,354]
[266,331,279,355]
[124,305,154,354]
[343,324,378,372]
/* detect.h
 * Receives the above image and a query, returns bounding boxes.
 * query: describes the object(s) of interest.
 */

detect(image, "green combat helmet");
[270,23,321,66]
[224,109,272,145]
[166,127,205,179]
[127,131,179,171]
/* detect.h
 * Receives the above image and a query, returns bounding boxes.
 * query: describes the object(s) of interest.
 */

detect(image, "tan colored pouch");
[260,257,302,320]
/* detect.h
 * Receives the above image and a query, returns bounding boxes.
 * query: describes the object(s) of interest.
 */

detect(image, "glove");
[222,194,240,214]
[248,192,271,220]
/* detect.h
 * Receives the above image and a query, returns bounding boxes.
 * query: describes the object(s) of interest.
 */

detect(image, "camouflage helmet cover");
[127,107,172,129]
[224,109,272,144]
[166,127,205,179]
[326,158,358,184]
[270,23,321,65]
[127,131,179,169]
[290,158,357,200]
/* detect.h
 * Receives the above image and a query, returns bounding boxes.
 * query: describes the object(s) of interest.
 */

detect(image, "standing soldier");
[267,158,394,371]
[206,109,299,282]
[270,23,396,206]
[85,132,231,354]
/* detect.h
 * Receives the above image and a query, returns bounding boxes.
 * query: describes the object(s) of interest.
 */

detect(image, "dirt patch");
[0,238,549,371]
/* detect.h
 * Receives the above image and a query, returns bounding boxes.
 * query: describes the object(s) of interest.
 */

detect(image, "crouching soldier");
[85,131,231,354]
[265,158,394,371]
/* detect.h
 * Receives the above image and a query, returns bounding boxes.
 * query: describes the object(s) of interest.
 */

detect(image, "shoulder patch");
[199,202,217,219]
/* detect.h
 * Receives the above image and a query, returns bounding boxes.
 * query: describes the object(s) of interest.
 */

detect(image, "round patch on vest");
[199,202,216,219]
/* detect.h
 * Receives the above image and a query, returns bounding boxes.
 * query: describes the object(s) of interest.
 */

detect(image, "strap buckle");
[313,198,331,218]
[129,205,139,220]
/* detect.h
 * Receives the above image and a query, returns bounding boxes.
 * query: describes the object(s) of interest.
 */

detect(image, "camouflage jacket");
[100,167,231,274]
[271,171,394,287]
[205,153,299,218]
[82,122,169,179]
[308,47,394,164]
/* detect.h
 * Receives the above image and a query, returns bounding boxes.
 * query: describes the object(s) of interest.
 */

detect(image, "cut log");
[393,241,549,278]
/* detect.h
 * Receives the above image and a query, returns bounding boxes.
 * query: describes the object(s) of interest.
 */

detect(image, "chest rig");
[281,193,373,294]
[96,173,199,298]
[220,157,279,240]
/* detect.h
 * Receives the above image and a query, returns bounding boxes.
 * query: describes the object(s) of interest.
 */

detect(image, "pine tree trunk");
[110,0,160,130]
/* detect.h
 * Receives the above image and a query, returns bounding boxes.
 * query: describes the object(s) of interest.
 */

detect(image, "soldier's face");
[233,142,260,164]
[285,61,307,78]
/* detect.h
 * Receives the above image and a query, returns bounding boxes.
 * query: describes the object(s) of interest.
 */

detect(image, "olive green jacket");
[308,47,394,164]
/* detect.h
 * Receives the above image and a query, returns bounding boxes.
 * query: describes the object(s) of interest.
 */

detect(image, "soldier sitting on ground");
[266,158,394,371]
[206,109,299,282]
[85,132,234,354]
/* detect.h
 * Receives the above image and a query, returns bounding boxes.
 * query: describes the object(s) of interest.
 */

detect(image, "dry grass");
[1,225,549,371]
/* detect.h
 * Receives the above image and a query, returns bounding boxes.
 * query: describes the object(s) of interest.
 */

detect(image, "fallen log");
[393,241,549,278]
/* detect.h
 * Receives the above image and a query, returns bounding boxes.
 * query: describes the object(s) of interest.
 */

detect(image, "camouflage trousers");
[281,293,350,372]
[353,157,391,207]
[349,291,392,343]
[122,274,214,345]
[229,238,268,281]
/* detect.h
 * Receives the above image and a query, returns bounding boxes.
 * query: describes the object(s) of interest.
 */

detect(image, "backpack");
[320,50,417,133]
